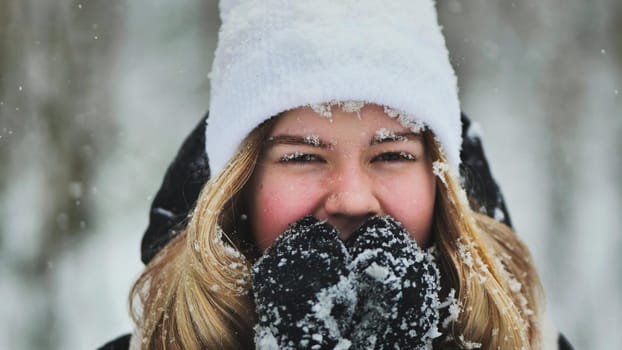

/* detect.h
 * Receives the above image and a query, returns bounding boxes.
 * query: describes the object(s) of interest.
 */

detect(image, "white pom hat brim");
[207,0,461,177]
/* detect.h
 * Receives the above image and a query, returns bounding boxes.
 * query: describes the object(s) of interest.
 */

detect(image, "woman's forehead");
[273,104,412,135]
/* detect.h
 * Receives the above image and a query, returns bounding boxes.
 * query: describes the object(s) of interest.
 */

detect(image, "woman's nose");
[322,165,382,240]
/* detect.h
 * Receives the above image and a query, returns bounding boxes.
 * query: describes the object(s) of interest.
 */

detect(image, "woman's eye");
[279,152,324,163]
[373,152,417,162]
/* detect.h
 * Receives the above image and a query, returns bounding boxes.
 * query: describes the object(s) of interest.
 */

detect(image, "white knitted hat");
[206,0,461,177]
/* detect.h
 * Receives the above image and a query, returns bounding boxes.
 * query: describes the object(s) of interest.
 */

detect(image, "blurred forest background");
[0,0,620,349]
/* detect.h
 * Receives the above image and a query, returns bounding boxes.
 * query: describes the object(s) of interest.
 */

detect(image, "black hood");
[140,112,512,265]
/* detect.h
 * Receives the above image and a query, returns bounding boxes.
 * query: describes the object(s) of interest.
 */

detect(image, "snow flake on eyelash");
[399,152,416,160]
[374,128,408,142]
[280,152,305,162]
[383,106,426,134]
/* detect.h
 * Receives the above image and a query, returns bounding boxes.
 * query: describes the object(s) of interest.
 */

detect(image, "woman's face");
[246,104,436,251]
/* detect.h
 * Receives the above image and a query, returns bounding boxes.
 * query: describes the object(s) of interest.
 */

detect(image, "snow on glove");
[345,216,442,350]
[252,216,356,350]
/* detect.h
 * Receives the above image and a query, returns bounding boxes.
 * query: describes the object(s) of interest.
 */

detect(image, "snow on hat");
[206,0,462,177]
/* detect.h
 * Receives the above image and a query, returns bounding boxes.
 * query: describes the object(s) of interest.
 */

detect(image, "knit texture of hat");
[206,0,462,177]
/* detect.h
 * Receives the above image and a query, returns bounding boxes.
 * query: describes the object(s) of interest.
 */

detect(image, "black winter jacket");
[98,113,574,350]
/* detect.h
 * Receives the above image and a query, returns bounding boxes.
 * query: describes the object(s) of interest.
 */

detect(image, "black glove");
[252,216,356,349]
[346,216,442,350]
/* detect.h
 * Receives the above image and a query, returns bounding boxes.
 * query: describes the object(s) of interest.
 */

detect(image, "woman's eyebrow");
[370,131,423,145]
[265,134,333,149]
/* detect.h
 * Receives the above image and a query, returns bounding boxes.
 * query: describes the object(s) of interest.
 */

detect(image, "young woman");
[101,0,574,349]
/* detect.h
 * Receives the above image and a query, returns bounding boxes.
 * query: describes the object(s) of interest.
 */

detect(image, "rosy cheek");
[251,179,318,251]
[380,176,435,247]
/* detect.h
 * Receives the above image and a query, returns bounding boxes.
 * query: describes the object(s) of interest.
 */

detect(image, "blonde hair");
[130,124,544,349]
[424,132,543,349]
